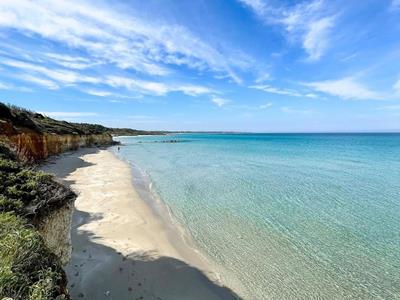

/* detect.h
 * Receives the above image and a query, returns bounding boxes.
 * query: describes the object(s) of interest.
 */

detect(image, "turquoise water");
[113,133,400,299]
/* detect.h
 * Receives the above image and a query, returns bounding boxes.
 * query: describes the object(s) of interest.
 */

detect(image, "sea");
[112,133,400,299]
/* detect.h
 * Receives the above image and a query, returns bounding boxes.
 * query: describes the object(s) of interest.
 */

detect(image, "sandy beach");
[42,147,240,300]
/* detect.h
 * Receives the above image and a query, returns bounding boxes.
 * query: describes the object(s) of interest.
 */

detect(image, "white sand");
[42,147,240,300]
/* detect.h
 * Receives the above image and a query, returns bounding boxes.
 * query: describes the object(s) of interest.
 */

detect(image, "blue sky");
[0,0,399,132]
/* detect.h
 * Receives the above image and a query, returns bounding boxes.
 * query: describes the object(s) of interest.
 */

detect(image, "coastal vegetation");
[0,145,72,299]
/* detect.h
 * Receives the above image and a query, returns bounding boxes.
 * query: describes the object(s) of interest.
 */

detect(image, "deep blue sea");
[113,133,400,299]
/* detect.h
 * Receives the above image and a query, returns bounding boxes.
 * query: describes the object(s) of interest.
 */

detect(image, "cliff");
[0,103,115,161]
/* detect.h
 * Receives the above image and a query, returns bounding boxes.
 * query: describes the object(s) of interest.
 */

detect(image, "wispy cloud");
[83,89,113,97]
[0,57,214,97]
[239,0,336,61]
[211,96,230,107]
[305,77,384,100]
[19,75,59,90]
[0,0,247,82]
[2,59,100,86]
[250,84,302,97]
[301,16,335,61]
[238,0,266,13]
[106,76,213,96]
[0,80,32,92]
[250,84,317,99]
[44,53,94,70]
[82,89,142,99]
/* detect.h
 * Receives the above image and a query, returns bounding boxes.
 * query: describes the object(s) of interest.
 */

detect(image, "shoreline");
[110,149,217,274]
[42,147,240,300]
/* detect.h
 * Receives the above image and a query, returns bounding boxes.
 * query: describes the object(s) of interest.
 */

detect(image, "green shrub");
[0,147,71,299]
[0,213,64,299]
[0,195,23,213]
[0,155,74,218]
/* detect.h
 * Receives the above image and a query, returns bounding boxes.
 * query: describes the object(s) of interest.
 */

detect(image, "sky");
[0,0,399,132]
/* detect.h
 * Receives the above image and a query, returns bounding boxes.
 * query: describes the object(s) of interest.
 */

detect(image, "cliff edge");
[0,103,115,162]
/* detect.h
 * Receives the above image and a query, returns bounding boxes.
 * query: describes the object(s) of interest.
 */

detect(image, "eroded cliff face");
[0,103,114,161]
[0,128,113,161]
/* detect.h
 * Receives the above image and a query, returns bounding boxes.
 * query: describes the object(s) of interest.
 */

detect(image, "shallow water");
[113,133,400,299]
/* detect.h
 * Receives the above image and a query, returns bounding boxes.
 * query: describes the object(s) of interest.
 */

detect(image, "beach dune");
[42,147,240,300]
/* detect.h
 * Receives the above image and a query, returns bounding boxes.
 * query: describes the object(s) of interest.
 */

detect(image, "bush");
[0,156,74,218]
[0,213,65,299]
[0,147,71,299]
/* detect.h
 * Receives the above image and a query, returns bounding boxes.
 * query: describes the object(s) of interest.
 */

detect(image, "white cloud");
[281,0,336,61]
[2,59,100,85]
[83,89,113,97]
[211,96,230,107]
[82,89,142,99]
[106,76,213,96]
[19,75,59,90]
[302,17,335,61]
[45,53,94,70]
[39,111,99,118]
[238,0,266,13]
[239,0,335,61]
[305,93,318,99]
[177,85,214,96]
[259,102,272,109]
[1,58,213,97]
[305,77,383,100]
[250,84,303,97]
[0,0,247,82]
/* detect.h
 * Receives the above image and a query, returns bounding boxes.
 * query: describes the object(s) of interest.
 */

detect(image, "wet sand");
[42,147,240,300]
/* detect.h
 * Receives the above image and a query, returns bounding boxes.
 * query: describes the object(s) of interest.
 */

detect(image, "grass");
[0,146,75,219]
[0,146,70,299]
[0,213,65,300]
